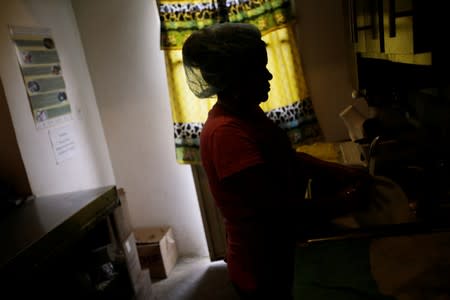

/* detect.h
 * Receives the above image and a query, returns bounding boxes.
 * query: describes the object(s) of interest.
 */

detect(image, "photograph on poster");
[9,25,72,129]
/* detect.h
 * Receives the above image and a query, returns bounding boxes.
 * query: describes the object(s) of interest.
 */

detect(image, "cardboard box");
[116,233,155,299]
[111,188,133,242]
[133,269,153,300]
[121,232,142,286]
[133,227,178,279]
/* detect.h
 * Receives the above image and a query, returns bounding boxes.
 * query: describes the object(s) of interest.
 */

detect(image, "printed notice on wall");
[9,25,72,129]
[49,124,76,164]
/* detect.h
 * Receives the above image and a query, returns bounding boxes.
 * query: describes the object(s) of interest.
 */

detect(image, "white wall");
[71,0,209,257]
[294,0,356,141]
[0,0,115,196]
[68,0,357,257]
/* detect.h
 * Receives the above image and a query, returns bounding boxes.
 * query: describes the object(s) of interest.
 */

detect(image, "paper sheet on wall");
[9,25,72,129]
[49,124,76,164]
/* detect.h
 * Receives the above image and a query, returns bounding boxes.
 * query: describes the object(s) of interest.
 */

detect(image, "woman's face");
[231,42,273,106]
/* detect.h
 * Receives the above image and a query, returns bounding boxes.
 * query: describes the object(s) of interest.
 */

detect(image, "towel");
[332,176,415,228]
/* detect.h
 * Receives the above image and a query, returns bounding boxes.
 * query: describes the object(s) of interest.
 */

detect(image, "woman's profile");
[182,22,372,299]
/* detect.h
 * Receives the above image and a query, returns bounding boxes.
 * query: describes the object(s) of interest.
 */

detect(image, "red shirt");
[200,103,301,292]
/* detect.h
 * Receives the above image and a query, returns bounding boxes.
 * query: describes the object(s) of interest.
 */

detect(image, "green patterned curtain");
[158,0,323,164]
[159,0,294,49]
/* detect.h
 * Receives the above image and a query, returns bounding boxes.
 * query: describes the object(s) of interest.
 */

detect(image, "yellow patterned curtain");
[158,0,322,164]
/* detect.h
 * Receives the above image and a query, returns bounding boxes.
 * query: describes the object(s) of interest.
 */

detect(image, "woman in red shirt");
[182,23,372,300]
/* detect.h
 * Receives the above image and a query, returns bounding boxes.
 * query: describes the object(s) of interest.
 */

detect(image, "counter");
[0,185,118,278]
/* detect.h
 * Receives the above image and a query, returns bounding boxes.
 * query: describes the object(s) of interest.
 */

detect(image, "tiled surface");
[152,256,239,300]
[371,232,450,300]
[152,233,450,300]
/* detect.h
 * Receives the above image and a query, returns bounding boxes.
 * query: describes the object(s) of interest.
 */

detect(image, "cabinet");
[351,0,384,54]
[349,0,434,65]
[0,186,152,299]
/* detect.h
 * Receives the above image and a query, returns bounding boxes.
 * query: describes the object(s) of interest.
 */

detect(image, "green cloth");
[294,239,394,300]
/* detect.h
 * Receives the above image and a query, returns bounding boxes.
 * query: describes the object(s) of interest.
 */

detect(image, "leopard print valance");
[173,99,322,164]
[157,0,293,49]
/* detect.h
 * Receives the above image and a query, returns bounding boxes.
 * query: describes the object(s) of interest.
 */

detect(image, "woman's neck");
[217,94,260,116]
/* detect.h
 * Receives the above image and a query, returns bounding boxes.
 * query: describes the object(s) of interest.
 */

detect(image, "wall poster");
[48,124,77,164]
[9,25,72,129]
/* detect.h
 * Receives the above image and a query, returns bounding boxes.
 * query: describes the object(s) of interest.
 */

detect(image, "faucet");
[368,136,381,176]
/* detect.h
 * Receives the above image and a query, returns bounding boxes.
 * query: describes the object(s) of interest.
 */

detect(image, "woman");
[182,23,372,299]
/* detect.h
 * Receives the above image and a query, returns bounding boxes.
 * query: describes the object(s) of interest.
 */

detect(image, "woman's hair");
[182,23,265,98]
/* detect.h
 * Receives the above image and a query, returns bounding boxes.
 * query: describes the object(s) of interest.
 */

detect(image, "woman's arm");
[295,151,370,184]
[295,151,373,217]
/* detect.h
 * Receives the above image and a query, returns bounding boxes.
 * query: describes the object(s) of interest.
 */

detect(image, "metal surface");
[0,185,118,275]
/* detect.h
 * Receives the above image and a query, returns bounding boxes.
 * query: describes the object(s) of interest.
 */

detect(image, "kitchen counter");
[0,185,118,277]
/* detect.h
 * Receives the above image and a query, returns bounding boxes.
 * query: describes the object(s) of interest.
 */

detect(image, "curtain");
[158,0,322,164]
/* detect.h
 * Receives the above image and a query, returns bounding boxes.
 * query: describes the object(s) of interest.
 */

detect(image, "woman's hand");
[296,151,374,217]
[338,173,374,211]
